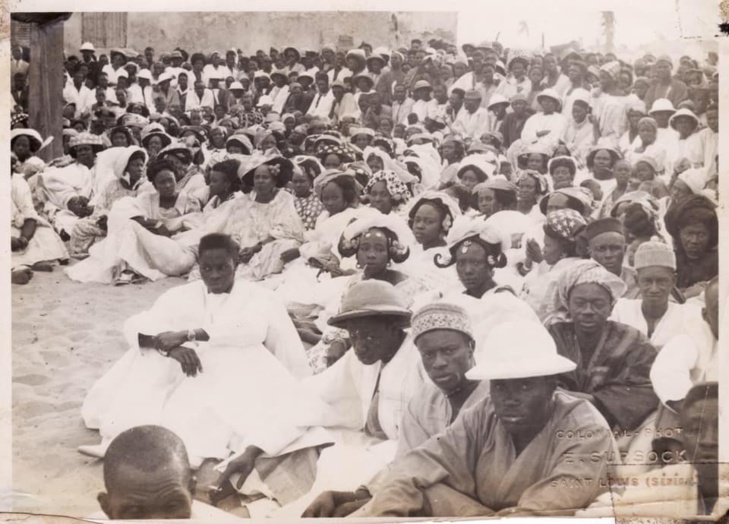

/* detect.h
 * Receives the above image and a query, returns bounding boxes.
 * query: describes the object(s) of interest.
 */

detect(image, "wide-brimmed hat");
[585,146,621,169]
[137,68,152,81]
[11,128,43,152]
[119,113,150,129]
[141,123,172,149]
[649,98,676,114]
[226,134,253,154]
[158,141,193,164]
[80,42,95,52]
[283,46,300,61]
[69,132,105,153]
[238,153,294,187]
[413,80,432,92]
[366,53,386,67]
[352,73,374,90]
[328,280,411,328]
[466,321,576,380]
[270,68,289,82]
[536,88,562,110]
[669,108,700,132]
[487,93,509,109]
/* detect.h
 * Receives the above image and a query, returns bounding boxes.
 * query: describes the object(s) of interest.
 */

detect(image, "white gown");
[81,279,331,465]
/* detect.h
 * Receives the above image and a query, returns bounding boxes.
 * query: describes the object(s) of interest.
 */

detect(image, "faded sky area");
[456,0,716,59]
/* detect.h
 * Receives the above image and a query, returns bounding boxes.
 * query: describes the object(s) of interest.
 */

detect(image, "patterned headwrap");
[557,259,627,310]
[544,209,587,242]
[599,60,622,80]
[316,143,357,164]
[517,169,549,195]
[364,169,413,203]
[411,302,473,342]
[339,213,412,261]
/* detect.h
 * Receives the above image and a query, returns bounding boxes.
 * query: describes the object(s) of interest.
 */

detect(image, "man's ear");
[98,491,112,519]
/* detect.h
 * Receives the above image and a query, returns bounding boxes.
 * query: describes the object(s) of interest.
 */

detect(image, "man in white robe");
[271,281,427,517]
[611,241,702,350]
[80,234,330,468]
[650,277,718,410]
[520,88,567,151]
[451,90,490,141]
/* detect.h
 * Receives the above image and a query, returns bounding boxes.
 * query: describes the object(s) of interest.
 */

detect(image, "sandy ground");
[12,261,185,518]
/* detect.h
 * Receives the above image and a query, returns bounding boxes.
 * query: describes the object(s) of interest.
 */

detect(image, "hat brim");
[328,308,412,328]
[142,133,172,148]
[536,94,561,108]
[70,143,105,154]
[12,133,42,152]
[241,157,294,188]
[465,355,576,380]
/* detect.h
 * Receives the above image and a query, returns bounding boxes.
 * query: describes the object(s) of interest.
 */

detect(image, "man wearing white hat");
[79,42,100,82]
[520,88,568,151]
[611,240,704,349]
[155,71,181,111]
[357,320,617,517]
[165,50,187,87]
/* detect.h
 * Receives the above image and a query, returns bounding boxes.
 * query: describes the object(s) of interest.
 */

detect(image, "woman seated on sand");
[11,154,69,285]
[222,153,305,281]
[65,158,201,285]
[69,146,151,256]
[79,233,328,469]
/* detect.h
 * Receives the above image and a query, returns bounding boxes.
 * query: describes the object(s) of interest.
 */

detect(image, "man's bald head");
[703,277,719,339]
[99,425,194,520]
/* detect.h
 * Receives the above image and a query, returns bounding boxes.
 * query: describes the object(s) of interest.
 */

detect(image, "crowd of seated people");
[10,35,722,520]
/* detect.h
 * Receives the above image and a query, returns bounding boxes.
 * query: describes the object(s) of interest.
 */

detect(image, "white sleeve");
[649,334,699,405]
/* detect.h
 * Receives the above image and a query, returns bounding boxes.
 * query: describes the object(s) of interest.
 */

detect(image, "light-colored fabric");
[411,99,439,123]
[650,329,717,405]
[611,299,703,350]
[11,174,68,269]
[520,257,582,323]
[362,391,617,517]
[439,289,541,365]
[304,334,427,438]
[81,279,326,465]
[563,118,595,167]
[306,89,336,118]
[391,98,415,126]
[592,93,629,148]
[185,88,216,111]
[451,108,491,140]
[65,191,202,283]
[395,380,491,458]
[224,190,305,281]
[521,112,568,151]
